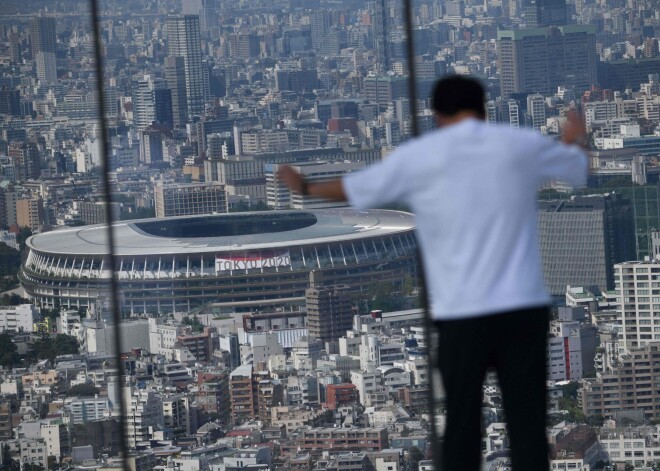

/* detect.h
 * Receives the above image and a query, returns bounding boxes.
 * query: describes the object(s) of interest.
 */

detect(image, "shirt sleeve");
[342,145,413,210]
[534,134,589,188]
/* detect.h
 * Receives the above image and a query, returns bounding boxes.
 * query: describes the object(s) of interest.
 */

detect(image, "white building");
[65,397,111,424]
[123,386,164,447]
[614,261,660,351]
[0,304,38,333]
[148,317,184,358]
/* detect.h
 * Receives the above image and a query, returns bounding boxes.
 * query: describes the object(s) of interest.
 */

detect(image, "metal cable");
[402,0,442,469]
[89,0,131,468]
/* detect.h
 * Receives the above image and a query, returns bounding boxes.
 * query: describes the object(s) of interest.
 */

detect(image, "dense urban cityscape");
[0,0,659,469]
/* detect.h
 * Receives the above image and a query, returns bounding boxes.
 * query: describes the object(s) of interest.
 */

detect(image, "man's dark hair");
[431,75,486,119]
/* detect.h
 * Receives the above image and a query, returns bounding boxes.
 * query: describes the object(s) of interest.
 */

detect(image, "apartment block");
[581,343,660,420]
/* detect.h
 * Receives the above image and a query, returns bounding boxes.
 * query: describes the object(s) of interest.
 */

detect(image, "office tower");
[0,183,17,228]
[373,0,391,72]
[498,25,597,97]
[181,0,207,31]
[526,93,546,129]
[154,182,227,218]
[8,141,40,181]
[306,272,353,343]
[229,33,261,60]
[132,75,168,131]
[537,194,635,296]
[154,88,173,128]
[30,15,56,57]
[508,99,520,127]
[311,10,330,51]
[139,129,163,164]
[523,0,568,27]
[35,51,56,83]
[0,87,21,117]
[166,15,204,119]
[164,56,188,128]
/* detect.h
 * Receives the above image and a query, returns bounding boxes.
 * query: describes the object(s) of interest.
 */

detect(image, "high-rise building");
[166,15,205,118]
[373,0,391,72]
[8,141,40,181]
[526,93,546,129]
[229,364,258,425]
[154,182,227,218]
[311,10,330,51]
[498,25,597,97]
[306,273,353,344]
[537,194,635,295]
[0,87,21,117]
[165,56,188,128]
[30,15,56,57]
[140,129,163,164]
[523,0,568,27]
[35,51,57,83]
[16,196,45,230]
[0,182,17,228]
[614,261,660,351]
[581,342,660,420]
[132,75,168,131]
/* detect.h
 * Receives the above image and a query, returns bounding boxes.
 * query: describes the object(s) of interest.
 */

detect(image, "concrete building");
[154,182,227,218]
[306,279,353,344]
[538,194,635,295]
[166,15,204,118]
[66,397,111,424]
[296,427,389,452]
[229,364,258,425]
[614,262,660,351]
[16,197,45,230]
[122,386,163,448]
[582,343,660,419]
[35,51,57,83]
[498,25,597,97]
[0,304,38,333]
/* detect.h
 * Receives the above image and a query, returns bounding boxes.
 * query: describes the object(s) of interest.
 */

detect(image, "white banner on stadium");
[215,250,291,272]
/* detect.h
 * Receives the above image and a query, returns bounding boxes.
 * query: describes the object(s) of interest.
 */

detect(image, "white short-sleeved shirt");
[343,118,588,321]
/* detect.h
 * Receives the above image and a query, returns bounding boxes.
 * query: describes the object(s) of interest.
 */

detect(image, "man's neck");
[435,111,483,128]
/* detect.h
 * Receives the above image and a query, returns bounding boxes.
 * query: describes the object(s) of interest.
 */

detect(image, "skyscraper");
[30,15,56,57]
[537,194,635,295]
[311,10,330,51]
[523,0,568,27]
[164,56,188,128]
[166,15,205,119]
[373,0,391,73]
[497,25,597,97]
[35,51,57,83]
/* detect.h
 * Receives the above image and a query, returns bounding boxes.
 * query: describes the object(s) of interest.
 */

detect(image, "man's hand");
[562,110,587,148]
[277,165,305,194]
[276,165,348,202]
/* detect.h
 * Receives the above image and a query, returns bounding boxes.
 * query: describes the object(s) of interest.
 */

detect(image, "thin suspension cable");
[402,1,442,470]
[89,0,131,468]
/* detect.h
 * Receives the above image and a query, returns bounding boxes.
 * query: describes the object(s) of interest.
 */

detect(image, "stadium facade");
[20,209,417,314]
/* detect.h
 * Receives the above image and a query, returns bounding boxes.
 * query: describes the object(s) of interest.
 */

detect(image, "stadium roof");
[27,209,415,257]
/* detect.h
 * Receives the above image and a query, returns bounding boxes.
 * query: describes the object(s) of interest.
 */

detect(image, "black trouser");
[435,306,550,471]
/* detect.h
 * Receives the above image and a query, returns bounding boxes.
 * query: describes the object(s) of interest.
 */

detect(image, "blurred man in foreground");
[278,75,588,471]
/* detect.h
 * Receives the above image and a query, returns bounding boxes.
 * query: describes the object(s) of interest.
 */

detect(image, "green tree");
[182,315,205,333]
[0,243,21,276]
[16,227,32,253]
[0,332,20,368]
[28,334,79,363]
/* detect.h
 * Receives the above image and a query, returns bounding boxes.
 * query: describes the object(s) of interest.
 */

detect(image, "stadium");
[20,209,418,314]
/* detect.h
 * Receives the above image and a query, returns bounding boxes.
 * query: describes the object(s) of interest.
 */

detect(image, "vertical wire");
[89,0,131,468]
[402,0,442,469]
